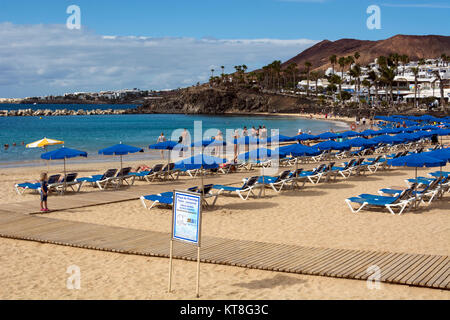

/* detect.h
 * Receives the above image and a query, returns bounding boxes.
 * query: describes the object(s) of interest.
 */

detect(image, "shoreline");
[0,112,349,168]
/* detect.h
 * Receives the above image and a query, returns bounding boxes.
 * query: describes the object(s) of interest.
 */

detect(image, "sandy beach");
[0,143,449,299]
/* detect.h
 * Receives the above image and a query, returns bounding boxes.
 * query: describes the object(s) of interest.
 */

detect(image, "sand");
[0,142,449,299]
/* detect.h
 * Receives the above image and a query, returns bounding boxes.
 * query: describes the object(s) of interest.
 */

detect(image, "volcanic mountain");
[282,34,450,71]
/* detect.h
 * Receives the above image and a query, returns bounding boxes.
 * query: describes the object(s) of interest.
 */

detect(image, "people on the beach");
[39,172,49,212]
[215,130,223,156]
[179,128,188,157]
[250,126,256,137]
[157,132,166,159]
[242,127,248,137]
[136,164,150,172]
[260,125,267,139]
[233,129,240,162]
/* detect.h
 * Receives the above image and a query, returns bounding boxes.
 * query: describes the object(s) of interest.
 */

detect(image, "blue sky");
[0,0,448,97]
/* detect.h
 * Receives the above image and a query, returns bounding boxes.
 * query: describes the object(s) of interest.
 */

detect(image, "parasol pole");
[63,157,67,194]
[120,154,123,186]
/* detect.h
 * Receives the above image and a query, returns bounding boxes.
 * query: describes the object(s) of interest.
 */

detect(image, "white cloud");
[0,23,318,98]
[381,3,450,9]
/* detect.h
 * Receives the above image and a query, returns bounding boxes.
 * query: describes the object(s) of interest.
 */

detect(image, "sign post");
[168,190,202,297]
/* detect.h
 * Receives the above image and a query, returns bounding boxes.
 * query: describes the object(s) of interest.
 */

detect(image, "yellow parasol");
[26,137,64,149]
[26,137,64,172]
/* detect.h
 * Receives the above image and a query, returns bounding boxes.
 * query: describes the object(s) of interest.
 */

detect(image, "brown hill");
[283,34,450,71]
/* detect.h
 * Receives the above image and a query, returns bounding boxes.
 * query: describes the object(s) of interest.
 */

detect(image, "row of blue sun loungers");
[346,171,449,215]
[140,156,391,210]
[15,173,84,195]
[15,167,138,195]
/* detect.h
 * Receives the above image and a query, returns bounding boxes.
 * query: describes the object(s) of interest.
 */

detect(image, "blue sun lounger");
[140,185,219,210]
[77,169,118,189]
[255,170,293,192]
[379,178,444,206]
[213,176,262,200]
[15,174,61,195]
[345,188,415,215]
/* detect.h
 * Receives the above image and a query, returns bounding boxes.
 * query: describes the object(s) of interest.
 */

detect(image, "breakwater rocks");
[0,108,128,117]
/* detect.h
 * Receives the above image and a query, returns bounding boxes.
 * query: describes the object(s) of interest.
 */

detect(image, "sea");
[0,104,348,167]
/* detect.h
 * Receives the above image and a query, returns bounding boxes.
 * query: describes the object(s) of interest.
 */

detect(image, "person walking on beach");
[157,132,166,159]
[180,128,188,157]
[233,129,240,162]
[260,125,267,139]
[39,172,49,212]
[215,130,223,156]
[250,126,256,137]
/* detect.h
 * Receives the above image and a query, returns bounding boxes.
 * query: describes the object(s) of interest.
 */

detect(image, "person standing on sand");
[215,130,223,156]
[242,127,248,137]
[233,129,240,162]
[180,128,188,157]
[39,172,49,212]
[157,132,166,159]
[250,126,256,137]
[260,125,267,139]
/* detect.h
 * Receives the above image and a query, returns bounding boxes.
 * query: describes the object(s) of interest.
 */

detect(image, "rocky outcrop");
[0,108,127,117]
[131,88,315,114]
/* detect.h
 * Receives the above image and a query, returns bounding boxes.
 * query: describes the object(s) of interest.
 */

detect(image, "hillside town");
[286,58,448,111]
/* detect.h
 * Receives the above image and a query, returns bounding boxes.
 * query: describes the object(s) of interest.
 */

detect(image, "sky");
[0,0,449,98]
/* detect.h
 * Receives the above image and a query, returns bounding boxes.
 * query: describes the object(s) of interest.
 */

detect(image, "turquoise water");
[0,103,137,111]
[0,113,347,166]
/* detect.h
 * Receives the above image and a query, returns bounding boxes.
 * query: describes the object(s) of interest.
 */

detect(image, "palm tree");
[310,71,320,96]
[432,70,447,112]
[329,55,337,74]
[286,63,298,91]
[362,79,371,106]
[346,56,355,70]
[368,70,379,106]
[380,65,396,105]
[304,61,312,96]
[411,67,419,108]
[338,57,346,79]
[354,52,360,64]
[220,66,225,83]
[441,54,448,67]
[350,64,362,106]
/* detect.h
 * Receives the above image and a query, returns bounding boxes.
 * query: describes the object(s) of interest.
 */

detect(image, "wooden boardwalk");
[1,170,449,291]
[0,209,448,290]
